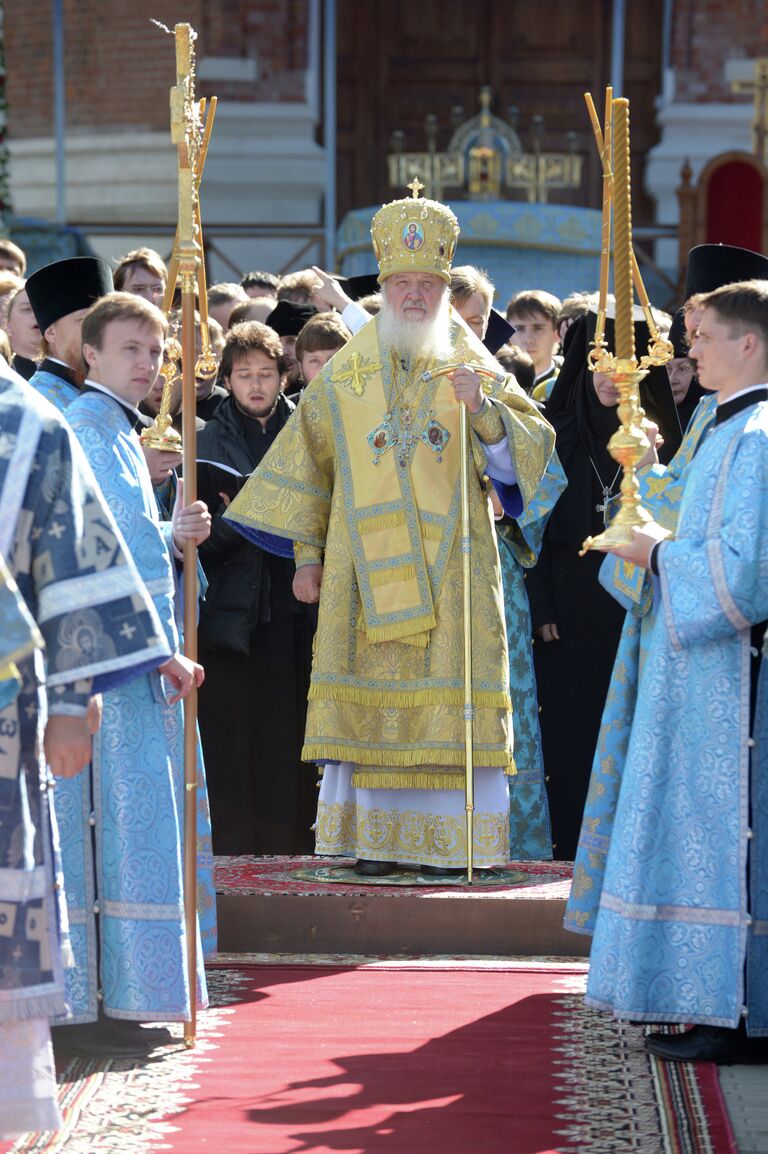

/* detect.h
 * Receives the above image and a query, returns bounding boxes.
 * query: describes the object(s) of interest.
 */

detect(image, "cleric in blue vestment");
[57,293,212,1057]
[0,356,175,1134]
[586,279,768,1064]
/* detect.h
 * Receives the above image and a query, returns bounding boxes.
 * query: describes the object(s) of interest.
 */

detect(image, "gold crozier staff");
[167,21,203,1048]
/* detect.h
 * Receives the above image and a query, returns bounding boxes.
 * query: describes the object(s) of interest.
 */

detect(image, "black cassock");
[196,392,317,855]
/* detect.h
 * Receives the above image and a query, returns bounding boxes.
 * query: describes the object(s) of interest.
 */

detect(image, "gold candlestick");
[579,91,672,555]
[584,89,612,369]
[611,98,635,364]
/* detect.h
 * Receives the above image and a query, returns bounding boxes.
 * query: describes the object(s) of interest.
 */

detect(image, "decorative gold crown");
[370,179,460,284]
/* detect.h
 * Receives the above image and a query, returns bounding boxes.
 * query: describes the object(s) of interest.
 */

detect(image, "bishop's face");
[383,272,444,324]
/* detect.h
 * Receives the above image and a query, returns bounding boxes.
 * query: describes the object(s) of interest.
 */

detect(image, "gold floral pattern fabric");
[315,764,510,868]
[226,314,555,780]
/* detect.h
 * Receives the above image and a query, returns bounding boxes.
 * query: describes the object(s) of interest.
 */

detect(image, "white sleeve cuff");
[483,438,518,485]
[341,300,373,335]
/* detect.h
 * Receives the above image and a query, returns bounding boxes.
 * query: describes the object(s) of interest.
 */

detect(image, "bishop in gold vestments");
[226,188,555,874]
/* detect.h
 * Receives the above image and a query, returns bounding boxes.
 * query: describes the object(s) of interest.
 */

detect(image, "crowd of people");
[2,183,768,1136]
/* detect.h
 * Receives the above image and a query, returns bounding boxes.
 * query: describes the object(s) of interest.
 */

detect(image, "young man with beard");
[225,188,555,878]
[25,257,114,412]
[196,322,316,854]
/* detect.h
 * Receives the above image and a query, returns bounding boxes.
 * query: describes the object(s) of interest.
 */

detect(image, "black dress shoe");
[646,1024,768,1064]
[353,858,397,876]
[52,1021,162,1059]
[111,1020,174,1045]
[420,864,465,877]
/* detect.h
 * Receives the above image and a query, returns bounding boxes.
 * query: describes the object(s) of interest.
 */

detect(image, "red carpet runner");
[4,961,737,1154]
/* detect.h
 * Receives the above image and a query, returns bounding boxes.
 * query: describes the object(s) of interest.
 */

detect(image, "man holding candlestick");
[583,278,768,1063]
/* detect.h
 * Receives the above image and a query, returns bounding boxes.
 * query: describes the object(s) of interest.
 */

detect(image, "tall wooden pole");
[169,21,202,1048]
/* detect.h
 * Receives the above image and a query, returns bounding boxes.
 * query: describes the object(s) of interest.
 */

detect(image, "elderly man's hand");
[293,563,323,603]
[451,365,484,413]
[310,267,353,313]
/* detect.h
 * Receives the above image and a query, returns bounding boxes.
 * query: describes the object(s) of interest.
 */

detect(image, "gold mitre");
[371,178,459,284]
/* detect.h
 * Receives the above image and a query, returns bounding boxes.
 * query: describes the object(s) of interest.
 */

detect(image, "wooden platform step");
[214,856,589,959]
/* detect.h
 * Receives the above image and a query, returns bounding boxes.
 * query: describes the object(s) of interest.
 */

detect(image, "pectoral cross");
[396,405,418,468]
[595,488,615,525]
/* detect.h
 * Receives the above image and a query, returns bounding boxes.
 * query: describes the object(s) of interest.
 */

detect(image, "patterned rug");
[215,854,573,899]
[3,960,737,1154]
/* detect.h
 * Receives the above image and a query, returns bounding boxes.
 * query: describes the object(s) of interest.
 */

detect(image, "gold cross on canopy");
[731,57,768,161]
[407,177,424,199]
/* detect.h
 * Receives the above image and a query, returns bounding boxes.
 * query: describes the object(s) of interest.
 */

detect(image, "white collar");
[717,382,768,406]
[84,378,144,421]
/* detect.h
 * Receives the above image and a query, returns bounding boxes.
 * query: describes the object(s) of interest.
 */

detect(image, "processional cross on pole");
[731,57,768,162]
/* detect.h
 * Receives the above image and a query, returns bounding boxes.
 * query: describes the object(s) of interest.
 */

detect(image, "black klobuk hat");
[26,257,114,332]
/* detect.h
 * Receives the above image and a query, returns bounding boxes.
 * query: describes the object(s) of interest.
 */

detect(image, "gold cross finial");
[731,57,768,161]
[407,177,424,199]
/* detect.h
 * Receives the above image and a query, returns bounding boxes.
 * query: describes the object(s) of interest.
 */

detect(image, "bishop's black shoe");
[353,858,397,876]
[646,1024,768,1064]
[420,864,465,878]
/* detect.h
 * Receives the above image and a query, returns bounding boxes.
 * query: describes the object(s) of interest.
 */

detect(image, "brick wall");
[4,0,309,140]
[671,0,768,103]
[200,0,310,103]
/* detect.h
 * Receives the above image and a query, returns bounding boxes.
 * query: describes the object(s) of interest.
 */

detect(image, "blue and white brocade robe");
[28,364,79,415]
[63,391,208,1022]
[497,451,566,859]
[584,398,768,1033]
[0,367,170,1027]
[565,396,717,934]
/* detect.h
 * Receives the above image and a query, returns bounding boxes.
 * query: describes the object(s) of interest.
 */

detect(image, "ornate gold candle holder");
[140,338,183,453]
[580,330,673,554]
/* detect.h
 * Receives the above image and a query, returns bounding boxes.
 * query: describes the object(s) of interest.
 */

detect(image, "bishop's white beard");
[377,289,454,364]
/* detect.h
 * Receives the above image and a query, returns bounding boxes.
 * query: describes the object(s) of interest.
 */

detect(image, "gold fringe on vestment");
[307,683,512,709]
[369,563,417,588]
[358,510,408,535]
[302,741,516,776]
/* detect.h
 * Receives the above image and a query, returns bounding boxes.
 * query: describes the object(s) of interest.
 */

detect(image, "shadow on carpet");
[3,961,737,1154]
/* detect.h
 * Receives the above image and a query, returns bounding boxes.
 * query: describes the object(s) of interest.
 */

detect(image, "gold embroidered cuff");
[470,398,506,444]
[294,541,323,568]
